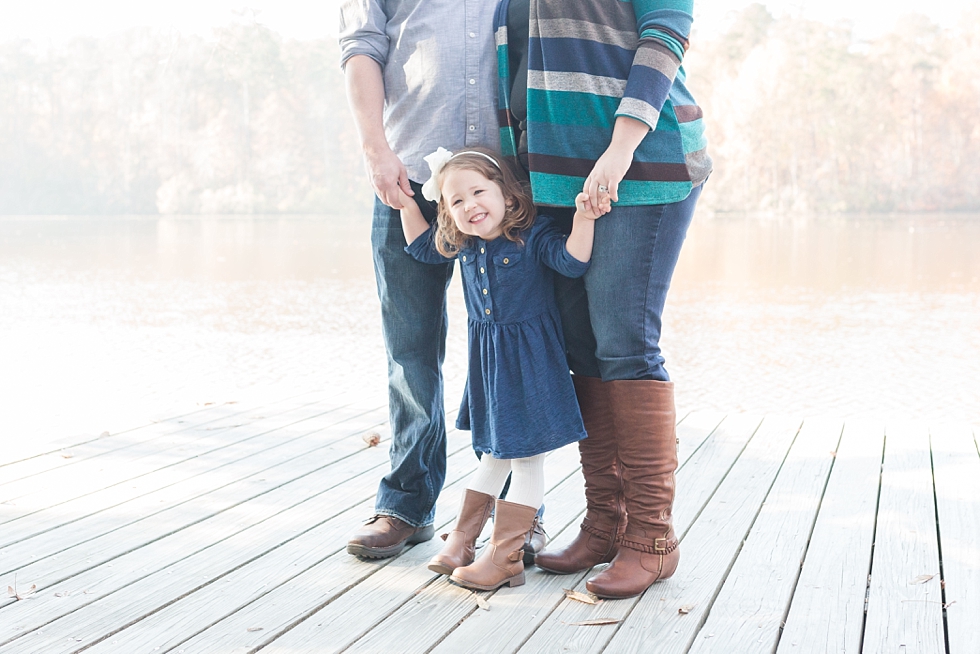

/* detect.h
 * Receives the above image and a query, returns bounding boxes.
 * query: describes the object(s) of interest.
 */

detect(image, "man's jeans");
[370,193,453,528]
[552,185,702,381]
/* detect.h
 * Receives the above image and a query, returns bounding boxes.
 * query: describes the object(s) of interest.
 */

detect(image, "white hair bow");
[421,147,455,202]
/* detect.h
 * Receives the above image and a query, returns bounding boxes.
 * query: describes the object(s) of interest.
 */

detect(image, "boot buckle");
[654,537,669,553]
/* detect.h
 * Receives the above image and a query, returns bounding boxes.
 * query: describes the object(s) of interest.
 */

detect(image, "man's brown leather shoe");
[347,515,435,559]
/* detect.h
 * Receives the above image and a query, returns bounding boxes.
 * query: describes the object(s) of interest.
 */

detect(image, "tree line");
[1,5,977,215]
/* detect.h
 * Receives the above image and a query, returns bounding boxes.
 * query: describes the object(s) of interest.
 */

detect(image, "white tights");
[466,452,546,510]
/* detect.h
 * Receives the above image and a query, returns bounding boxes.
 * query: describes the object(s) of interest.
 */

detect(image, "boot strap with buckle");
[620,535,678,554]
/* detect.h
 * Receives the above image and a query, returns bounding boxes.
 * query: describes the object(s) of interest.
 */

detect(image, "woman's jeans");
[552,185,702,381]
[370,192,453,528]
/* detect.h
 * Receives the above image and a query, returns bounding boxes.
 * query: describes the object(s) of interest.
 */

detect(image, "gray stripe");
[685,148,713,187]
[533,0,634,26]
[616,97,661,130]
[532,18,637,50]
[634,45,680,76]
[528,70,628,98]
[495,25,508,48]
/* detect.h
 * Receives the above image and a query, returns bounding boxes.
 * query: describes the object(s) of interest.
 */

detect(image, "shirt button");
[469,78,476,85]
[503,257,510,264]
[485,308,491,315]
[462,255,467,261]
[469,32,477,38]
[469,125,476,132]
[483,288,488,295]
[480,267,485,274]
[480,247,485,254]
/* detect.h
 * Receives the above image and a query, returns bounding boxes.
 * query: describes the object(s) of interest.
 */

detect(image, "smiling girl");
[395,146,603,591]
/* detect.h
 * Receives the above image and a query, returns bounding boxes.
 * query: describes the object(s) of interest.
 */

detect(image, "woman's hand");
[583,116,651,211]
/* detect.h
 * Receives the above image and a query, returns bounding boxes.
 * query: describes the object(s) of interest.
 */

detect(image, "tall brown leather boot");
[450,499,538,591]
[586,379,679,599]
[534,375,626,574]
[427,489,495,575]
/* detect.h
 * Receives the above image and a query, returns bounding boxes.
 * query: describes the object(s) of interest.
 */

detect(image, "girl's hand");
[395,186,416,210]
[574,192,603,220]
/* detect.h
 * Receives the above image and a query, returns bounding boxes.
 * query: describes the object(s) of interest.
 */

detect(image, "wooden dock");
[1,390,977,653]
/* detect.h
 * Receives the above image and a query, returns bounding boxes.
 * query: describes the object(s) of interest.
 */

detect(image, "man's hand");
[365,145,413,209]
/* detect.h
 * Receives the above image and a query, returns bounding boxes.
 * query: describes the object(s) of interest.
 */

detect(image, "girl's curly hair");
[431,147,536,258]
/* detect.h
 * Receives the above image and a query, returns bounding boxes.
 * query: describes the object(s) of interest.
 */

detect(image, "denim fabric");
[552,184,702,381]
[405,216,588,459]
[370,190,454,528]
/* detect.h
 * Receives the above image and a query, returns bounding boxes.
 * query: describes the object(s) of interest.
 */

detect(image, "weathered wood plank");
[686,417,842,653]
[0,399,362,538]
[930,424,980,654]
[0,402,387,575]
[776,419,884,654]
[0,391,325,484]
[0,406,389,580]
[177,492,569,654]
[0,429,417,649]
[0,427,474,653]
[862,423,944,654]
[675,411,726,471]
[341,452,587,654]
[421,410,727,654]
[513,413,771,654]
[597,415,801,654]
[255,443,582,654]
[0,397,335,522]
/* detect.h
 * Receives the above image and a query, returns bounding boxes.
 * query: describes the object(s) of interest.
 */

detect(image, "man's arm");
[344,55,413,209]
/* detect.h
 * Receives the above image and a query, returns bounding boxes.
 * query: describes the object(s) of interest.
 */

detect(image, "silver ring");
[598,185,608,193]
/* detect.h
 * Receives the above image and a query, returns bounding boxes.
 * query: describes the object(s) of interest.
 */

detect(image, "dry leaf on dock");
[909,574,936,585]
[7,583,37,601]
[362,432,382,447]
[678,604,695,615]
[472,593,490,611]
[563,589,600,605]
[246,627,264,632]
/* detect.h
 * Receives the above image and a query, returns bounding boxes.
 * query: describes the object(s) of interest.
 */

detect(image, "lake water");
[1,212,978,448]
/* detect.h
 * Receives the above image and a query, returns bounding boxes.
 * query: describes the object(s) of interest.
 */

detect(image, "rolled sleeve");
[405,226,458,264]
[338,0,390,69]
[531,216,591,279]
[615,0,693,130]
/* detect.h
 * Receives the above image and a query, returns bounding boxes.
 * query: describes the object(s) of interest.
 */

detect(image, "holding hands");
[574,192,607,220]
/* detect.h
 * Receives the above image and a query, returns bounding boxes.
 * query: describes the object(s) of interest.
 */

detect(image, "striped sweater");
[495,0,712,207]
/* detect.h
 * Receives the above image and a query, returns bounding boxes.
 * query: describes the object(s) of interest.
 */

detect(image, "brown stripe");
[673,105,703,123]
[530,154,691,182]
[498,108,516,128]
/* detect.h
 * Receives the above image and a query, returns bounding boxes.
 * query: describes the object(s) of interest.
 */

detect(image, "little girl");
[396,146,604,591]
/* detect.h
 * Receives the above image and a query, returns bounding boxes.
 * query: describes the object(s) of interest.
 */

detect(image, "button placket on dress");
[476,239,492,318]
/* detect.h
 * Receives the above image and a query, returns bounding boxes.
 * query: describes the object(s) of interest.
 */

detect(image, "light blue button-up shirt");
[339,0,501,183]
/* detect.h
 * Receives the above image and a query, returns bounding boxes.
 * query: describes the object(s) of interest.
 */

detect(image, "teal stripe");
[678,118,707,153]
[499,127,517,157]
[496,43,509,80]
[633,0,694,14]
[527,89,620,128]
[531,171,693,207]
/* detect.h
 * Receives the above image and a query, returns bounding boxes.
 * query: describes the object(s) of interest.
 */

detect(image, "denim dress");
[406,216,589,459]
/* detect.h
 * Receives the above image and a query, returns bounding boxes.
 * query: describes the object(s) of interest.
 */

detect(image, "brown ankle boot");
[427,489,495,575]
[586,380,680,599]
[450,500,538,591]
[535,376,626,575]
